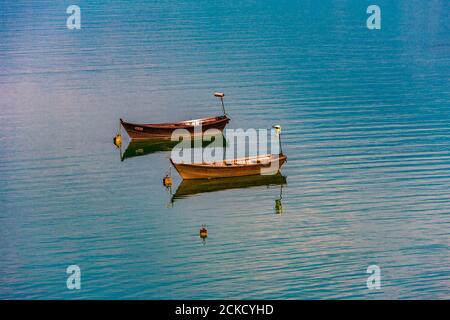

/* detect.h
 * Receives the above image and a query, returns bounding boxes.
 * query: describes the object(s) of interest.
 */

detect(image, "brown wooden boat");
[120,115,229,140]
[170,153,287,180]
[120,92,230,140]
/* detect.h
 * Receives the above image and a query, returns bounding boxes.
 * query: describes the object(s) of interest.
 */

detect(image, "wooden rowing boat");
[170,153,287,180]
[120,92,230,140]
[120,115,230,140]
[172,173,286,201]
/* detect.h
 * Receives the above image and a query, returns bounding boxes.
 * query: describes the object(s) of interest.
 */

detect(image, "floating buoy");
[199,225,208,239]
[163,175,172,187]
[114,120,123,148]
[163,166,173,187]
[113,133,122,147]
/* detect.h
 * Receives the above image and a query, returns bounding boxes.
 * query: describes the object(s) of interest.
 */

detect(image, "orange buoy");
[114,121,123,148]
[113,134,122,147]
[163,175,172,187]
[199,225,208,239]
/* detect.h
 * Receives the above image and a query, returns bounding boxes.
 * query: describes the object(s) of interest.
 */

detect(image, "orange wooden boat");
[170,153,287,180]
[120,92,230,140]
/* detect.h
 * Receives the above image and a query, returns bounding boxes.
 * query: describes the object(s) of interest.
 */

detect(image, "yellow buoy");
[113,134,122,147]
[163,175,172,187]
[199,225,208,239]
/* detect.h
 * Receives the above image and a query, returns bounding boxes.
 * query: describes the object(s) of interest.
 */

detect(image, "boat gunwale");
[120,115,229,129]
[170,154,286,168]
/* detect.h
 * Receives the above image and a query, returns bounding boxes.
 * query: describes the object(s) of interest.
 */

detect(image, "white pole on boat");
[273,125,282,155]
[214,92,226,116]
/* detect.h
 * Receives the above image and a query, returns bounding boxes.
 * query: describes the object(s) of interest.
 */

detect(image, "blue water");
[1,0,449,299]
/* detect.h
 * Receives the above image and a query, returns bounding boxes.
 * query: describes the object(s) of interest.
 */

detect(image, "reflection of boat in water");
[171,173,287,201]
[121,135,227,161]
[121,139,179,161]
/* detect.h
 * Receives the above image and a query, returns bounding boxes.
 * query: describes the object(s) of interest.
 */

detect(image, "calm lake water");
[1,0,449,299]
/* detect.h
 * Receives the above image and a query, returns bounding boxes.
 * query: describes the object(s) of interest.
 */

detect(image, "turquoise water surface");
[0,0,449,299]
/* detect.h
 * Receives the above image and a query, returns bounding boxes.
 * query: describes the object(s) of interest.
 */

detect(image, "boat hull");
[120,116,230,140]
[171,154,287,180]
